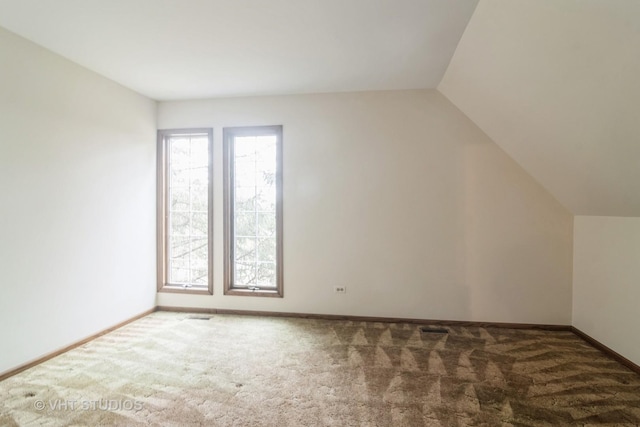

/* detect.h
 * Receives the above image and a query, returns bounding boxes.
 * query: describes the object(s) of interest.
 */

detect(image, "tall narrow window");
[157,129,213,294]
[224,126,283,297]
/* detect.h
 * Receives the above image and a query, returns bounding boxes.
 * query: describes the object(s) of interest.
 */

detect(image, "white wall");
[0,28,157,375]
[573,216,640,365]
[439,0,640,217]
[157,89,573,324]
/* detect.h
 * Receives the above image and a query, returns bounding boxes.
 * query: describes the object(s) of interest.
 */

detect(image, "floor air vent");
[420,326,449,334]
[187,316,212,320]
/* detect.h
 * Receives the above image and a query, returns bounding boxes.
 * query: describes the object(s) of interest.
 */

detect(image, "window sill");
[224,288,283,298]
[158,285,213,295]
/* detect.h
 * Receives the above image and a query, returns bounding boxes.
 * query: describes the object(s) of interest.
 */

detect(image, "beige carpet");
[1,311,639,426]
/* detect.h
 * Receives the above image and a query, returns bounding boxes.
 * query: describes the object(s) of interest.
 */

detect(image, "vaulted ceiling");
[439,0,640,217]
[0,0,637,216]
[0,0,478,100]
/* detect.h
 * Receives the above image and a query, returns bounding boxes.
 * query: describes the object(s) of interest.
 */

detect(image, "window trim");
[157,128,214,295]
[223,125,284,298]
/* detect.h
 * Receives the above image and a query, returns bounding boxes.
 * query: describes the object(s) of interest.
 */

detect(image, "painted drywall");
[439,0,640,216]
[573,216,640,365]
[157,90,573,324]
[0,27,157,375]
[0,0,478,100]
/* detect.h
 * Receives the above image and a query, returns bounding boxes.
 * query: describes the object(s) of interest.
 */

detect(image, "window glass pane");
[235,212,256,237]
[258,169,276,187]
[191,185,208,212]
[191,212,208,236]
[256,186,276,211]
[170,166,190,187]
[230,131,278,290]
[170,234,189,254]
[166,133,210,287]
[234,237,256,264]
[171,267,190,284]
[235,262,256,285]
[171,248,189,269]
[190,137,209,167]
[257,238,276,263]
[256,137,276,162]
[192,269,208,285]
[170,235,190,284]
[191,236,208,260]
[170,137,190,164]
[234,137,257,161]
[190,165,208,187]
[257,213,276,237]
[235,165,255,187]
[235,186,256,212]
[191,237,208,266]
[170,186,189,211]
[170,212,189,236]
[257,263,276,287]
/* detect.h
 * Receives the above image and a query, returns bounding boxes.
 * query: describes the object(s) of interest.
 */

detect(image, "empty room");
[1,0,639,425]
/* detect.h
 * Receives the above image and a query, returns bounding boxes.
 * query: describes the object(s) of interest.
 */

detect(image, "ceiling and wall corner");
[0,0,478,100]
[1,0,638,368]
[435,0,640,367]
[438,0,640,217]
[0,26,157,375]
[0,0,636,217]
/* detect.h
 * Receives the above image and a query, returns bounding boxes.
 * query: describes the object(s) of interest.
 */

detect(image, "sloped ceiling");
[0,0,478,100]
[439,0,640,217]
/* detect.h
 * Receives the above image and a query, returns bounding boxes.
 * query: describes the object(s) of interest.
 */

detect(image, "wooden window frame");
[157,128,214,295]
[223,126,284,298]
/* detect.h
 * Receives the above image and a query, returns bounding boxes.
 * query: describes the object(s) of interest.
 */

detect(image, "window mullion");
[224,126,282,297]
[157,128,213,295]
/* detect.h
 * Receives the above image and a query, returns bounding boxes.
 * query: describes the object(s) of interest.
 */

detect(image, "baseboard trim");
[8,306,637,382]
[156,306,571,331]
[571,326,640,375]
[0,307,157,382]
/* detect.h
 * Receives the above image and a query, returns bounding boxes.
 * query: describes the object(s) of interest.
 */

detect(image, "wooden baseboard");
[0,307,157,382]
[156,306,571,331]
[157,307,640,376]
[7,306,637,382]
[571,326,640,375]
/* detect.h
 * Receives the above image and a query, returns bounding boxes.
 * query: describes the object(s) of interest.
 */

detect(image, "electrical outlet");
[334,286,347,294]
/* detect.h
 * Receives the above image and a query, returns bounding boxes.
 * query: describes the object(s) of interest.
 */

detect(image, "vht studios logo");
[34,399,143,411]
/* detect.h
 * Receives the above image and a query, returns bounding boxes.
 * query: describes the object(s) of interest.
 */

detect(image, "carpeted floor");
[1,312,639,426]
